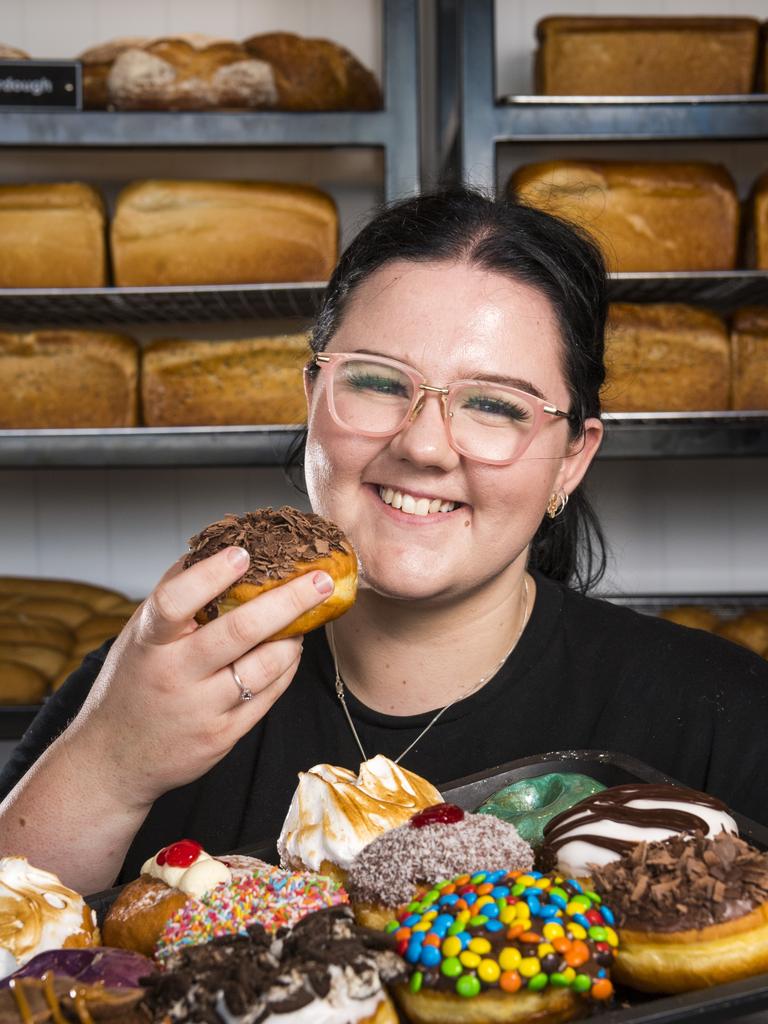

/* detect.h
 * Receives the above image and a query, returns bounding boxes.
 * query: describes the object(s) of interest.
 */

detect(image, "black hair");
[286,186,608,592]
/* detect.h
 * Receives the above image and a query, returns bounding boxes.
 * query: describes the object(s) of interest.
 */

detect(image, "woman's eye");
[463,395,531,421]
[347,373,409,397]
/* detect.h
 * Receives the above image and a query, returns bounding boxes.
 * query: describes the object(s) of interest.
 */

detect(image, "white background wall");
[0,0,766,602]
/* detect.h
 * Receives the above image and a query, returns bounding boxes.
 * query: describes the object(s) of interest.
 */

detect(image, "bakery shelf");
[439,0,768,192]
[2,274,764,327]
[2,414,768,467]
[0,0,420,203]
[0,284,325,326]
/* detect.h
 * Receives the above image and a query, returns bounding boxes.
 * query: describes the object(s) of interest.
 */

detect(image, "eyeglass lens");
[331,357,537,461]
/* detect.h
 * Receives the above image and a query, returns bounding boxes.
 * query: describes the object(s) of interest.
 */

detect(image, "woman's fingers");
[179,569,334,678]
[206,637,302,715]
[137,546,250,647]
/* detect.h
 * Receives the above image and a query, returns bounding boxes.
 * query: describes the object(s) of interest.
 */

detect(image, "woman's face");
[304,260,602,602]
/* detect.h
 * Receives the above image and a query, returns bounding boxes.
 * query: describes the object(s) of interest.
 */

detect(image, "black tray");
[87,750,768,1023]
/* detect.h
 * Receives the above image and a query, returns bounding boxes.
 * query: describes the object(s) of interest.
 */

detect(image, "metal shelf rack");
[2,414,767,468]
[0,0,420,203]
[441,0,768,193]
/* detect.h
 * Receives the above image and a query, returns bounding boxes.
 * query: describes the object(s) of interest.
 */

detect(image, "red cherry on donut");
[156,838,203,867]
[410,803,465,828]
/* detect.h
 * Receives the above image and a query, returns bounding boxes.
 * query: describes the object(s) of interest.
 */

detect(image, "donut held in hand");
[184,507,357,640]
[591,832,768,993]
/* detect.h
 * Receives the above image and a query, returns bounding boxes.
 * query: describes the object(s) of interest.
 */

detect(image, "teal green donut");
[476,772,606,847]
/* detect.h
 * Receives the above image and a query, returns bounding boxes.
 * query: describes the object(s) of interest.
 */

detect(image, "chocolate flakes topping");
[184,507,351,616]
[591,832,768,932]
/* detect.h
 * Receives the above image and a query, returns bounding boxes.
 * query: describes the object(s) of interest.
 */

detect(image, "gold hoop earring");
[546,490,569,519]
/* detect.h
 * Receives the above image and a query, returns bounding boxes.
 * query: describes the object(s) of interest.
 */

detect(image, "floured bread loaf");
[602,304,730,411]
[142,334,311,426]
[78,36,150,108]
[731,307,768,410]
[0,183,107,287]
[0,330,139,428]
[112,180,338,286]
[509,160,739,272]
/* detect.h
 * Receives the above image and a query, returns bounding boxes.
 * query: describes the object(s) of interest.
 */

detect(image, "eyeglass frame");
[312,351,573,466]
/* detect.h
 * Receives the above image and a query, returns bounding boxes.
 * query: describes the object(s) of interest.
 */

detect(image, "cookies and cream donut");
[347,803,534,928]
[540,783,738,878]
[277,755,443,883]
[184,507,357,640]
[591,832,768,993]
[388,868,618,1023]
[144,905,405,1024]
[0,857,99,974]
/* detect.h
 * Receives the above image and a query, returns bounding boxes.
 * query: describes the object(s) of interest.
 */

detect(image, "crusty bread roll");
[0,618,74,652]
[0,660,48,704]
[111,180,338,286]
[107,37,277,111]
[0,643,66,681]
[716,614,768,655]
[142,334,311,426]
[509,161,739,272]
[0,577,127,612]
[78,37,150,108]
[0,330,139,428]
[0,183,107,287]
[535,17,760,95]
[732,308,768,410]
[0,596,94,629]
[0,44,30,59]
[602,304,730,412]
[76,614,130,646]
[243,32,381,110]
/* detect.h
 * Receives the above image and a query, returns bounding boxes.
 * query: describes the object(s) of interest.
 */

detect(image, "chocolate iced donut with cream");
[540,783,738,878]
[347,803,534,928]
[184,507,357,640]
[591,832,768,993]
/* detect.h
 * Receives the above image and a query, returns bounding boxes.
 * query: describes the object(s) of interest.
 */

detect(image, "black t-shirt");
[1,571,766,882]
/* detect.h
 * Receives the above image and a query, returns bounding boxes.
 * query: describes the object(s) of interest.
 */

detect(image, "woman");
[1,189,766,895]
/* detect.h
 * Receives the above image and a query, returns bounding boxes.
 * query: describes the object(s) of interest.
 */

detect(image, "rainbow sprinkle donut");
[386,868,618,1017]
[155,865,348,963]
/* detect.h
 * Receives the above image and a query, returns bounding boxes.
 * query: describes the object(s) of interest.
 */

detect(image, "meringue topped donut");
[277,755,443,883]
[541,783,738,878]
[0,857,99,972]
[184,507,358,640]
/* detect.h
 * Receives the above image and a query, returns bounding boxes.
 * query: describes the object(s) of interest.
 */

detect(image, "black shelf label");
[0,60,81,109]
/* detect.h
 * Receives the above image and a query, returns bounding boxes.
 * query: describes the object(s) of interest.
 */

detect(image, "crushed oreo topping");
[183,508,351,619]
[347,812,534,907]
[142,906,404,1023]
[590,832,768,932]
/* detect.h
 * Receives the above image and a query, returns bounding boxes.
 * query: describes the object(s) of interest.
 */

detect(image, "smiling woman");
[0,188,766,894]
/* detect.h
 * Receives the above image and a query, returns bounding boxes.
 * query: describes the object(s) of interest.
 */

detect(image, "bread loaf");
[0,597,93,628]
[509,161,739,272]
[0,643,66,681]
[78,37,150,108]
[0,330,139,428]
[603,304,730,412]
[112,180,338,286]
[0,618,74,652]
[716,614,768,655]
[243,32,381,110]
[731,307,768,410]
[752,170,768,269]
[0,44,30,59]
[107,37,277,110]
[660,607,720,632]
[535,17,759,95]
[142,334,311,426]
[0,661,47,705]
[0,183,107,287]
[0,577,127,612]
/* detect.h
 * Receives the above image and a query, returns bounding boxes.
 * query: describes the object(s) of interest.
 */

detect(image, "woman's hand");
[72,545,334,809]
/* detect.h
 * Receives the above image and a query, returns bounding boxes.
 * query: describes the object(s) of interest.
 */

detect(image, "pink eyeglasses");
[313,352,571,465]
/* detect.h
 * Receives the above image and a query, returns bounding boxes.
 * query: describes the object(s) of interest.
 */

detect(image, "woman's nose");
[387,390,461,470]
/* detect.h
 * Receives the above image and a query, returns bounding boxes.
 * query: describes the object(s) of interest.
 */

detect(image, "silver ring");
[231,665,254,702]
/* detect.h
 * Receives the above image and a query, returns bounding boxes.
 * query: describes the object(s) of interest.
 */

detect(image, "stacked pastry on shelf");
[1,754,767,1023]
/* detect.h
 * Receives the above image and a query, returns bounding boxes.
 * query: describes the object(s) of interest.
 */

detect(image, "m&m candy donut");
[385,868,618,1024]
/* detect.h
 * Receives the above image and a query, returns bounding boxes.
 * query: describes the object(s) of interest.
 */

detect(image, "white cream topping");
[141,849,231,898]
[0,856,93,966]
[277,755,443,872]
[0,947,17,981]
[554,799,738,878]
[378,486,456,515]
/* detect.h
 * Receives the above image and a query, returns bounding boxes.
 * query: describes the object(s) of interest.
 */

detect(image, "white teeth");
[377,487,457,516]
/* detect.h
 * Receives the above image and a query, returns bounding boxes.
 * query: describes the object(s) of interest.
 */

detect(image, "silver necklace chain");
[329,575,530,766]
